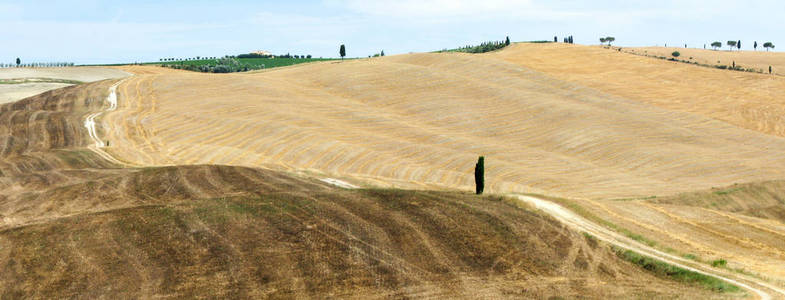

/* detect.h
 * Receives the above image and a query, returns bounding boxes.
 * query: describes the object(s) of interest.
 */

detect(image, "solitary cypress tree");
[339,44,346,60]
[737,40,741,50]
[16,58,20,67]
[474,156,484,195]
[505,36,510,46]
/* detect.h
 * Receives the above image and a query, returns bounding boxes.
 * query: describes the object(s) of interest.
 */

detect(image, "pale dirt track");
[515,195,785,300]
[84,79,131,166]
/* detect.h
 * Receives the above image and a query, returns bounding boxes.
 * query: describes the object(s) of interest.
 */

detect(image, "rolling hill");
[2,42,785,297]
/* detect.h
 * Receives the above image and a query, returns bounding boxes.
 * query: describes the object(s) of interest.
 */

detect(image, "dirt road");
[84,79,130,166]
[514,195,785,300]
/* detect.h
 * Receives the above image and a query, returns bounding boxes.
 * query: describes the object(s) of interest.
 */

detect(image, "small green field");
[150,57,338,73]
[155,57,336,68]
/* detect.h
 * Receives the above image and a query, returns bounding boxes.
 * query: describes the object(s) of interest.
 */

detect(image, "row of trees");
[161,53,315,63]
[709,40,775,51]
[448,37,511,54]
[160,56,217,62]
[562,36,574,44]
[1,60,74,68]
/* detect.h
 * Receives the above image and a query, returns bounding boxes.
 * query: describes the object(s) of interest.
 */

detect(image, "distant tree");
[770,66,772,74]
[671,51,681,58]
[307,54,312,59]
[763,42,775,51]
[554,36,558,42]
[711,41,722,50]
[737,40,741,50]
[474,156,484,195]
[600,37,607,45]
[339,44,346,60]
[605,36,615,46]
[16,58,20,66]
[754,41,758,51]
[727,40,737,51]
[505,36,510,46]
[380,50,385,56]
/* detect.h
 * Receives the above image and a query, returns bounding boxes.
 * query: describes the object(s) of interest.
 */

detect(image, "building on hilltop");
[252,50,274,58]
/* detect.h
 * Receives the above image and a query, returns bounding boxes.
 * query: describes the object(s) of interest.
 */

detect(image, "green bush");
[711,259,727,268]
[671,51,681,58]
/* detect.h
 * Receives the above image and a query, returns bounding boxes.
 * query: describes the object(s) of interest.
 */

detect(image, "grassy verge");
[614,247,741,293]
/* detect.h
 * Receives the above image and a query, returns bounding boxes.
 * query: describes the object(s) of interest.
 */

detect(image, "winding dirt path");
[514,195,785,300]
[84,78,131,166]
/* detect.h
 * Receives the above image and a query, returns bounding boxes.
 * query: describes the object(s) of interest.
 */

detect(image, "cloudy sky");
[1,0,782,64]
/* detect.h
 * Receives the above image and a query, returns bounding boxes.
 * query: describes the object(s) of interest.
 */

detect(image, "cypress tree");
[474,156,485,195]
[505,36,510,46]
[339,44,346,60]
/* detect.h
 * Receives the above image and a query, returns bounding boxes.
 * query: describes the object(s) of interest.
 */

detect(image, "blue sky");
[1,0,782,64]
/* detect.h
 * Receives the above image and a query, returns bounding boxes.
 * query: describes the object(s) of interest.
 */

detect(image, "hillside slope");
[0,165,726,299]
[0,76,741,298]
[496,43,785,139]
[102,51,785,200]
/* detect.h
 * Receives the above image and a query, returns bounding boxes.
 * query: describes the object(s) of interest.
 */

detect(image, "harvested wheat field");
[105,48,785,200]
[4,42,785,298]
[86,43,785,295]
[0,67,742,298]
[0,164,731,299]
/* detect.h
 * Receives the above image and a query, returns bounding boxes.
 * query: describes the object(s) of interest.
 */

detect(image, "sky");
[1,0,783,64]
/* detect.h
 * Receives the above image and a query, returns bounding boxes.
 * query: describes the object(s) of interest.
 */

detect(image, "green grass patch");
[713,188,741,195]
[711,259,728,268]
[614,247,740,293]
[684,253,699,260]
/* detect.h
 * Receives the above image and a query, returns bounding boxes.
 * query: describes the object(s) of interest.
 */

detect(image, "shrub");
[671,51,681,58]
[711,259,727,268]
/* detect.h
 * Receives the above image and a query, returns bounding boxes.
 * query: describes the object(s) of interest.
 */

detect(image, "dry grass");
[101,47,785,201]
[0,165,726,299]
